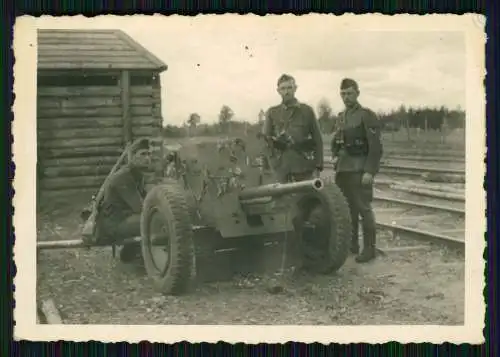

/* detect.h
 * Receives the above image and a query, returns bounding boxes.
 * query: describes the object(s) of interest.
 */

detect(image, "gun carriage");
[38,134,352,295]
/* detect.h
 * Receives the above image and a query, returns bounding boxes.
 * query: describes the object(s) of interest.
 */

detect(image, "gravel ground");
[36,192,465,326]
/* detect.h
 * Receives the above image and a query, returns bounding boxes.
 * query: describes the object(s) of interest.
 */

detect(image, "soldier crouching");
[331,78,383,263]
[93,139,152,260]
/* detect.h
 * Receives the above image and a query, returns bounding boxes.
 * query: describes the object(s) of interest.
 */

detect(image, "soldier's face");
[131,149,151,170]
[277,80,297,101]
[340,86,359,107]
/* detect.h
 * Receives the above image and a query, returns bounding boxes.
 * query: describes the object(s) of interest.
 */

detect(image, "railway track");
[373,194,464,215]
[382,155,465,164]
[320,161,465,250]
[324,161,465,177]
[372,193,465,250]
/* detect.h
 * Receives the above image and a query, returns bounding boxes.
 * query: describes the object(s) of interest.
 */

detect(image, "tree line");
[162,101,466,138]
[316,99,465,135]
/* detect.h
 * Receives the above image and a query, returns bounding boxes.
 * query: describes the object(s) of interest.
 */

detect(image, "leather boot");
[350,218,360,254]
[119,242,142,263]
[355,246,376,263]
[351,237,360,254]
[355,220,376,263]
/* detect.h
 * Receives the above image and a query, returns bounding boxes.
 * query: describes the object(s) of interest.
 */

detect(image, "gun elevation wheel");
[140,182,195,295]
[295,178,352,274]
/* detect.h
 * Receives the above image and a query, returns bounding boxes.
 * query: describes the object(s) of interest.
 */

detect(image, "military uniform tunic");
[96,165,146,242]
[330,103,383,253]
[262,99,324,182]
[331,103,383,175]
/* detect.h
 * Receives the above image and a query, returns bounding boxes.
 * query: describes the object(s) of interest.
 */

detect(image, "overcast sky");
[36,15,466,125]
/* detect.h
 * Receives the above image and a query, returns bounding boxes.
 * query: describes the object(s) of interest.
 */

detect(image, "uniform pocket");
[287,122,309,141]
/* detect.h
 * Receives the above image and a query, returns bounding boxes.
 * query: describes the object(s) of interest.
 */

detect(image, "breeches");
[99,214,142,243]
[334,172,376,246]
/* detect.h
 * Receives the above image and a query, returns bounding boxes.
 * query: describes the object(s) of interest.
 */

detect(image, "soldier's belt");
[338,143,368,156]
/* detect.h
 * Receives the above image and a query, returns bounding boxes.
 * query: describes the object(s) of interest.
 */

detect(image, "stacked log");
[37,83,163,192]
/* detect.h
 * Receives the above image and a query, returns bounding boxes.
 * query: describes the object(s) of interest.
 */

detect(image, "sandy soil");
[36,192,465,325]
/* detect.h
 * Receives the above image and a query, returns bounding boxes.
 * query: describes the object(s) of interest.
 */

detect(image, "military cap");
[131,138,150,152]
[340,78,359,91]
[277,73,296,86]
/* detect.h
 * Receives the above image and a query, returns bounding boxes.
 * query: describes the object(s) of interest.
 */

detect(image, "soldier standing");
[261,74,324,271]
[262,74,324,183]
[331,78,383,263]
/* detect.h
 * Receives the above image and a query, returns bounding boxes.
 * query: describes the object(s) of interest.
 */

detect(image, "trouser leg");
[351,177,377,262]
[335,173,360,253]
[113,214,142,239]
[113,214,142,263]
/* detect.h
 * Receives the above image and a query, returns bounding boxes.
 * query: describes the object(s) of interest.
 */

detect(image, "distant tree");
[317,99,334,134]
[218,105,234,133]
[162,124,186,138]
[187,113,201,128]
[185,113,201,136]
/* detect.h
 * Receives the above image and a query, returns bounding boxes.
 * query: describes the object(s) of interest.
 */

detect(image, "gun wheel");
[295,178,352,274]
[140,182,196,295]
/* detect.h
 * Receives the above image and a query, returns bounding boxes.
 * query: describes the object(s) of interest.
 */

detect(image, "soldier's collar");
[128,165,144,181]
[281,99,300,109]
[345,103,362,112]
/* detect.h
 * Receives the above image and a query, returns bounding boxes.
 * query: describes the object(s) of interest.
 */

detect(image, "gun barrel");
[238,178,324,201]
[36,237,142,250]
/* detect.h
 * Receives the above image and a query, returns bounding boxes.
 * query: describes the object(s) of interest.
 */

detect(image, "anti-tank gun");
[134,134,352,295]
[37,135,352,296]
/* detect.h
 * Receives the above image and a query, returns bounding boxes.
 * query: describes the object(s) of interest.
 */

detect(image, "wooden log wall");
[37,71,163,193]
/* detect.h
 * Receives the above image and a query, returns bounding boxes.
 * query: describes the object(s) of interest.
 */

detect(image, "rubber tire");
[296,178,352,274]
[140,182,195,295]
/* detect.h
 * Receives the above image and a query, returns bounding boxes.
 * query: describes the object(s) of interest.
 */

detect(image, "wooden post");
[405,117,411,142]
[441,115,447,144]
[424,117,428,143]
[120,70,131,145]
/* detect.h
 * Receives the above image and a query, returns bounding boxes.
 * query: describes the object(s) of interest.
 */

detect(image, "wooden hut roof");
[37,29,168,72]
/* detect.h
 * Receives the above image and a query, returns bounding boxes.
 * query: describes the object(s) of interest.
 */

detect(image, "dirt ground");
[36,190,465,325]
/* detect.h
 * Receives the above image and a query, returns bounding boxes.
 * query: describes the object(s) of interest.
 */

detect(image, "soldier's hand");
[361,173,374,186]
[331,156,339,170]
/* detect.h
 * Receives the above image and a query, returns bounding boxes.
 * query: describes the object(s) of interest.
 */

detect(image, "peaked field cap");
[131,138,151,151]
[340,78,359,90]
[277,73,296,86]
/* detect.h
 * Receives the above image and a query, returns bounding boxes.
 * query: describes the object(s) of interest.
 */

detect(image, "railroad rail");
[381,155,465,164]
[377,163,464,175]
[376,221,464,250]
[373,195,465,215]
[371,190,465,250]
[323,161,465,177]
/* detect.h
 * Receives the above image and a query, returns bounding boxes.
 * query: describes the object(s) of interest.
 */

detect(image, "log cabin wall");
[37,29,168,194]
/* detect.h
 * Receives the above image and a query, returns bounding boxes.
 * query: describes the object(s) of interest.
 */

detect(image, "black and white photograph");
[13,14,485,343]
